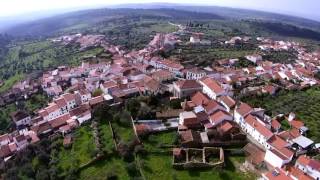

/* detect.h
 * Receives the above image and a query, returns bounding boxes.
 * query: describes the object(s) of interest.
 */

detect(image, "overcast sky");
[0,0,319,21]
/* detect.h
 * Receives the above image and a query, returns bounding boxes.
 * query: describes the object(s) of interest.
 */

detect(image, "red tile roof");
[63,93,76,102]
[54,98,67,108]
[297,155,320,171]
[271,119,281,130]
[289,120,304,129]
[219,96,236,108]
[191,91,210,106]
[245,114,273,138]
[264,168,292,180]
[49,114,70,129]
[175,80,202,90]
[201,78,224,94]
[204,100,224,113]
[209,110,232,124]
[267,135,290,149]
[236,102,253,116]
[219,121,234,133]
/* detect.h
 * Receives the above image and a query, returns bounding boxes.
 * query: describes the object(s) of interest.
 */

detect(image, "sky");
[0,0,319,21]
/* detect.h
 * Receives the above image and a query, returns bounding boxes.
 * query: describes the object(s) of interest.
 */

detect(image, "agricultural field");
[51,125,97,177]
[138,131,256,180]
[170,45,257,67]
[241,87,320,142]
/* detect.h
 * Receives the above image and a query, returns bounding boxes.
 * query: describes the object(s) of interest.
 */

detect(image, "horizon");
[0,1,319,22]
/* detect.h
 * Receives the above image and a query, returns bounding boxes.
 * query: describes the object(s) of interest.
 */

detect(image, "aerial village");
[0,24,320,180]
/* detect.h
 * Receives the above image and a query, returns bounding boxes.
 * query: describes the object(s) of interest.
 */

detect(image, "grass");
[138,131,256,180]
[24,93,50,112]
[139,154,256,180]
[53,125,96,175]
[98,120,114,153]
[112,122,135,143]
[241,87,320,142]
[171,46,257,67]
[79,157,130,180]
[0,103,16,133]
[0,73,24,93]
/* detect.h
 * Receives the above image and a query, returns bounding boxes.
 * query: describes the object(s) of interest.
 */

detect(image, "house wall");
[202,85,217,100]
[186,72,206,80]
[77,113,92,125]
[15,116,32,126]
[265,149,285,168]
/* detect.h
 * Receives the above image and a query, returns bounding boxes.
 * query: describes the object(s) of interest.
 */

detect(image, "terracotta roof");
[209,110,232,124]
[0,145,12,158]
[286,166,313,180]
[49,114,70,129]
[204,100,224,113]
[278,129,301,141]
[54,98,67,108]
[296,155,310,167]
[15,135,26,142]
[201,78,224,94]
[102,81,118,89]
[271,119,281,130]
[219,121,234,133]
[89,96,104,106]
[63,135,72,146]
[135,124,151,135]
[272,147,294,160]
[31,122,52,135]
[236,102,253,116]
[175,80,202,90]
[0,134,11,143]
[191,91,210,106]
[63,93,76,102]
[243,143,265,165]
[245,114,273,138]
[289,120,304,129]
[264,168,292,180]
[173,148,182,156]
[219,96,236,108]
[267,135,290,149]
[45,103,59,114]
[180,130,200,143]
[152,70,172,78]
[297,155,320,171]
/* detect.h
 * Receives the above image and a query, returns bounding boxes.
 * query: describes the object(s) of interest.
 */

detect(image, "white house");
[245,54,262,64]
[13,135,29,151]
[100,80,118,94]
[39,103,62,121]
[10,111,32,127]
[218,96,236,112]
[76,111,92,125]
[0,134,11,146]
[243,114,273,149]
[264,135,294,168]
[62,93,77,110]
[185,68,206,80]
[295,155,320,180]
[234,102,253,126]
[200,77,226,100]
[75,89,92,104]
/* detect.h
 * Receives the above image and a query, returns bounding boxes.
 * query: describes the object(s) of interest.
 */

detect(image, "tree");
[92,88,103,97]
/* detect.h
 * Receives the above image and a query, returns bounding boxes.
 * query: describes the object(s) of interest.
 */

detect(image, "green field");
[52,125,97,176]
[242,87,320,142]
[0,73,24,93]
[139,131,256,180]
